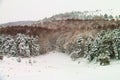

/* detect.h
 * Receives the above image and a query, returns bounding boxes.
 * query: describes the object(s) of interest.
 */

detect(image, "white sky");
[0,0,120,24]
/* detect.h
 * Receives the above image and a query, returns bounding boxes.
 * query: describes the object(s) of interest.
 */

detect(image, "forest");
[0,12,120,65]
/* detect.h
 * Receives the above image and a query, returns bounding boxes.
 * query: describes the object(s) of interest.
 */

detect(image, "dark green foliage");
[104,14,108,19]
[0,34,40,57]
[85,28,120,63]
[109,15,113,20]
[70,35,85,60]
[69,27,120,65]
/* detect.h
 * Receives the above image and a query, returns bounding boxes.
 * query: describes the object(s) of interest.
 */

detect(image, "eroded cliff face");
[0,19,119,54]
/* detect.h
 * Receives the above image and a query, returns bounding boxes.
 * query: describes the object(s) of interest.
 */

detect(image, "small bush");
[64,34,85,60]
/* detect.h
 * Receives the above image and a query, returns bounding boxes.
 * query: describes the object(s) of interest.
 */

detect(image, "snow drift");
[0,51,120,80]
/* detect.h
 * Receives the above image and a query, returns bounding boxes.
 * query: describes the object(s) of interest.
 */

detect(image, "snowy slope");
[0,51,120,80]
[0,21,36,27]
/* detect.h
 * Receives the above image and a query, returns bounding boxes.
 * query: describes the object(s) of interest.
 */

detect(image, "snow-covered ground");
[0,51,120,80]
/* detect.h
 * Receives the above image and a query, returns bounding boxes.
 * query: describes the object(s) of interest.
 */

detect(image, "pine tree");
[15,34,40,57]
[119,15,120,19]
[0,34,40,57]
[1,35,17,56]
[70,35,84,60]
[104,14,108,20]
[85,28,120,63]
[109,15,113,20]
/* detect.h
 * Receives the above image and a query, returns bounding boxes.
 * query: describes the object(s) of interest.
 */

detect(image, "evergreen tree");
[104,14,108,19]
[1,35,17,56]
[109,15,113,20]
[85,28,120,63]
[119,15,120,19]
[0,34,40,57]
[70,35,84,60]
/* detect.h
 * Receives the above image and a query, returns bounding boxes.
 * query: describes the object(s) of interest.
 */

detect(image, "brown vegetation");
[99,57,110,66]
[0,19,119,54]
[0,55,3,60]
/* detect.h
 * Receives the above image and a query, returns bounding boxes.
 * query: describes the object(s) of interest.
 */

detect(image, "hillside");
[1,11,120,80]
[0,21,36,27]
[0,11,120,64]
[0,19,119,54]
[1,10,120,27]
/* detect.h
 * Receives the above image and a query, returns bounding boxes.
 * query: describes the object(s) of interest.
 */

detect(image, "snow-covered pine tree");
[0,35,4,55]
[0,34,40,57]
[85,28,120,64]
[112,28,120,59]
[70,35,84,60]
[86,30,111,62]
[26,36,40,56]
[84,36,94,60]
[15,34,40,57]
[0,35,17,56]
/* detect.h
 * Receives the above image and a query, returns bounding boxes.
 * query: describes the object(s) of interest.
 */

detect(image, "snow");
[0,51,120,80]
[0,34,40,57]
